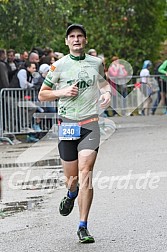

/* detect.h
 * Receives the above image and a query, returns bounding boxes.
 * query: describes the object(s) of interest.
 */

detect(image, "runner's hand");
[99,92,111,108]
[63,83,78,97]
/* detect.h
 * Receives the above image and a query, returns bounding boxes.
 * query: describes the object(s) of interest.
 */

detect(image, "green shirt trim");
[70,54,86,61]
[43,79,53,88]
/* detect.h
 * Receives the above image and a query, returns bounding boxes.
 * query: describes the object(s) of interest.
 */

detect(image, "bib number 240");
[59,123,81,140]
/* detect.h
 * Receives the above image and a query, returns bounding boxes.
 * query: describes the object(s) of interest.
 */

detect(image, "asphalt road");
[1,115,167,252]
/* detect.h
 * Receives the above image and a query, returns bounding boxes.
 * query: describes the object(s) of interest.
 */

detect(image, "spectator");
[158,59,167,114]
[0,49,22,143]
[20,50,29,62]
[43,47,54,57]
[88,48,97,57]
[0,49,9,133]
[31,47,44,59]
[54,52,64,60]
[28,52,40,70]
[6,49,20,81]
[108,56,128,116]
[39,55,56,66]
[0,49,9,89]
[10,61,42,142]
[140,60,152,115]
[98,54,107,74]
[150,61,162,115]
[18,50,29,67]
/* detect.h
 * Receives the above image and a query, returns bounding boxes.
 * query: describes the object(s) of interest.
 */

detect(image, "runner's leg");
[78,149,97,221]
[61,160,78,191]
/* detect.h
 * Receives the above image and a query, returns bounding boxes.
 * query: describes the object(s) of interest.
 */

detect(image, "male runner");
[38,24,111,243]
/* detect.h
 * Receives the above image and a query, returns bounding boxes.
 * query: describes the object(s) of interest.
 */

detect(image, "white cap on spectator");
[39,64,50,74]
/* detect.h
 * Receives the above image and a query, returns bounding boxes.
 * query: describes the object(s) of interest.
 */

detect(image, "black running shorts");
[58,117,100,161]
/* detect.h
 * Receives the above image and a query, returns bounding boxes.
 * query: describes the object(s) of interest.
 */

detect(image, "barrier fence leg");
[0,137,14,145]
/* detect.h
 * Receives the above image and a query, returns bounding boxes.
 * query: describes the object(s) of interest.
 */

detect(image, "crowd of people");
[0,47,62,142]
[0,47,64,91]
[0,43,167,142]
[84,48,167,117]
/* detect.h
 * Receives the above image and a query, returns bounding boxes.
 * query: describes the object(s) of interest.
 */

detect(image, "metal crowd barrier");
[0,88,57,144]
[107,74,165,116]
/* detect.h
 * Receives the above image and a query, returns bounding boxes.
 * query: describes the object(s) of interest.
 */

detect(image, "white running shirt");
[44,54,105,120]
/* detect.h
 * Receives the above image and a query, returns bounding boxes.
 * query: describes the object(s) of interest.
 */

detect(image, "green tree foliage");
[0,0,166,71]
[68,0,166,71]
[0,0,73,51]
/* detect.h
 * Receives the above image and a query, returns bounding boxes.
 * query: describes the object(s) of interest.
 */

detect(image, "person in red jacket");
[108,56,128,116]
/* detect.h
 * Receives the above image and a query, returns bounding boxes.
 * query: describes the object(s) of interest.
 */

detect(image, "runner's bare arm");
[99,80,111,108]
[38,82,78,101]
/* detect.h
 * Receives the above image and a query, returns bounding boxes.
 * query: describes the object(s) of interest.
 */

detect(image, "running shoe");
[59,187,79,216]
[77,227,95,243]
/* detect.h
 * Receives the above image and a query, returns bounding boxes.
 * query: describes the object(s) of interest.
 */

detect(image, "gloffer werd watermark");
[8,169,160,192]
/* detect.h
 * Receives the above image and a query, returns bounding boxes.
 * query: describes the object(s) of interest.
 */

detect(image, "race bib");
[59,123,81,140]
